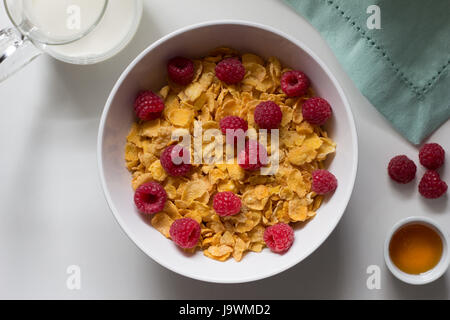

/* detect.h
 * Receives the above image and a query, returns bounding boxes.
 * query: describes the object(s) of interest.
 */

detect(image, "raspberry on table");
[418,171,448,199]
[419,143,445,170]
[215,58,245,84]
[263,223,294,253]
[280,70,310,97]
[160,145,192,176]
[311,169,338,195]
[134,181,167,214]
[238,140,269,171]
[254,101,282,129]
[302,97,332,126]
[134,90,165,121]
[388,155,417,184]
[169,218,201,249]
[167,56,195,85]
[219,116,248,145]
[213,191,242,217]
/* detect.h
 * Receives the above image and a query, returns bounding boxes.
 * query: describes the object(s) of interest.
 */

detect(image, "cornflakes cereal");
[151,212,173,238]
[125,48,336,262]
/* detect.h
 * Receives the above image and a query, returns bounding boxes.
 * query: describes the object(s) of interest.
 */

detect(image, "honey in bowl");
[389,223,443,274]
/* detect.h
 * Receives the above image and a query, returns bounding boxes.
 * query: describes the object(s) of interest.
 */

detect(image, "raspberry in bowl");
[215,57,245,84]
[213,192,242,217]
[281,70,310,97]
[219,115,248,145]
[134,90,165,121]
[167,56,195,85]
[302,97,332,126]
[254,101,283,129]
[98,21,357,283]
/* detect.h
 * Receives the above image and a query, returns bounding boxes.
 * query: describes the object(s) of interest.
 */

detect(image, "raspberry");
[169,218,201,249]
[280,70,310,97]
[311,169,338,195]
[215,58,245,84]
[220,116,248,135]
[419,143,445,170]
[254,101,282,129]
[302,97,332,126]
[134,91,165,121]
[160,145,192,176]
[388,155,417,184]
[219,116,248,145]
[167,56,195,85]
[418,171,448,199]
[263,223,294,253]
[238,140,269,171]
[213,192,242,217]
[134,182,167,214]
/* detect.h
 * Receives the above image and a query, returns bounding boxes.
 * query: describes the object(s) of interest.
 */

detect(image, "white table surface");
[1,0,449,300]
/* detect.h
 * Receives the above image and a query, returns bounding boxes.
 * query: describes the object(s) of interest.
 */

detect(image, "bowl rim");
[97,19,359,283]
[384,216,450,285]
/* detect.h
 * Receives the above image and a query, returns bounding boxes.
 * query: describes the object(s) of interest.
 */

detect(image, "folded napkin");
[285,0,450,144]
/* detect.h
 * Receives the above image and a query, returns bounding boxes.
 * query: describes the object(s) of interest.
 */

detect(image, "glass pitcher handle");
[0,28,42,83]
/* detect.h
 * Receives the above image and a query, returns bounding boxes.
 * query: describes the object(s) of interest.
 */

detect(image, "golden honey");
[389,223,443,274]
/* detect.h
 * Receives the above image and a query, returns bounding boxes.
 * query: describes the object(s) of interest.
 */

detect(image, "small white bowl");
[98,20,358,283]
[384,216,450,285]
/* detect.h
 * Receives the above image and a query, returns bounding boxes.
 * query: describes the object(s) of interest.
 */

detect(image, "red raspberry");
[219,116,248,145]
[213,192,241,217]
[238,140,269,171]
[302,97,332,126]
[134,91,165,121]
[134,182,167,214]
[311,169,338,195]
[418,171,448,199]
[167,56,195,85]
[388,155,417,184]
[169,218,201,249]
[254,101,282,129]
[263,223,294,253]
[419,143,445,170]
[280,70,310,97]
[160,145,192,176]
[215,58,245,84]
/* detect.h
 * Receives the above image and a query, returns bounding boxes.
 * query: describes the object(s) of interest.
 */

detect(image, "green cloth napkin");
[285,0,450,144]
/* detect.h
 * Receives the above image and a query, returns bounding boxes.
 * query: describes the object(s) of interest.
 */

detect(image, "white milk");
[23,0,141,63]
[23,0,107,43]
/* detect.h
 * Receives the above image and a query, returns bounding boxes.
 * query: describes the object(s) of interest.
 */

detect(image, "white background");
[0,0,449,299]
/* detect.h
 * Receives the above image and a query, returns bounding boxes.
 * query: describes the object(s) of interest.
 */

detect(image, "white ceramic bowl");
[384,216,450,285]
[98,21,358,283]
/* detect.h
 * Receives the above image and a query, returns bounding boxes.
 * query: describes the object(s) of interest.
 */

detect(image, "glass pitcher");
[0,0,143,82]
